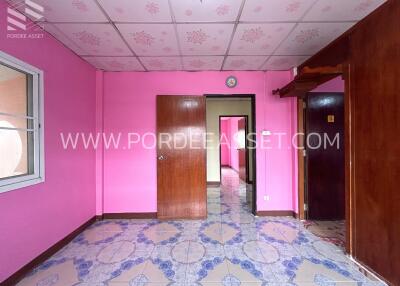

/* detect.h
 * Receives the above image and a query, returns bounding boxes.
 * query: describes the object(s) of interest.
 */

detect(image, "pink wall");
[229,117,241,172]
[220,119,230,166]
[220,117,246,172]
[102,71,295,214]
[96,71,104,216]
[312,76,345,92]
[261,72,297,212]
[0,1,97,282]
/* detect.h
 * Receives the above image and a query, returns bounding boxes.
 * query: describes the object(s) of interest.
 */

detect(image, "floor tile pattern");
[16,168,383,285]
[303,220,346,250]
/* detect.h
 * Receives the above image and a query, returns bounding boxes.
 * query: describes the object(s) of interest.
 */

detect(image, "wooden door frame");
[218,115,250,183]
[297,70,353,255]
[205,94,257,215]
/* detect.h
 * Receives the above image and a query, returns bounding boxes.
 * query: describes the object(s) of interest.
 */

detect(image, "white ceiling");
[7,0,386,71]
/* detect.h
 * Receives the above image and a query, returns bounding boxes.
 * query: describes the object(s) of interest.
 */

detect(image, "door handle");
[158,155,165,161]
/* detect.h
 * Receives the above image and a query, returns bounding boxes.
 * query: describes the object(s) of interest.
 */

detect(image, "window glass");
[0,63,34,179]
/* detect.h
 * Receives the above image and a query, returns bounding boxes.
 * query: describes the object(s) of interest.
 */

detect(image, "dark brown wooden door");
[306,92,345,220]
[238,118,247,182]
[157,95,206,219]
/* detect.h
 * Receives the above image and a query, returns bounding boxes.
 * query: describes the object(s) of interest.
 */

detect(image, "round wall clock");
[226,76,238,88]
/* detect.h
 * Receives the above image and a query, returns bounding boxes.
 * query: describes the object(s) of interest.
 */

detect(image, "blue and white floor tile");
[16,168,384,286]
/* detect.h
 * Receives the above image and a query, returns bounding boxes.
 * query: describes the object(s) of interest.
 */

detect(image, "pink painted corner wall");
[102,71,295,214]
[0,1,97,282]
[220,119,230,166]
[261,72,297,212]
[312,76,345,92]
[229,117,241,172]
[220,116,246,172]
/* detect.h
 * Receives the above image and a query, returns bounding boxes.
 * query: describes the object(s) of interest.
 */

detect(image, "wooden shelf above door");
[273,64,344,98]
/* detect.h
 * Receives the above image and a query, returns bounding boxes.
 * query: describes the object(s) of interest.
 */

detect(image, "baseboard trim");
[349,257,390,285]
[207,181,220,186]
[102,212,157,219]
[256,210,296,217]
[2,216,97,286]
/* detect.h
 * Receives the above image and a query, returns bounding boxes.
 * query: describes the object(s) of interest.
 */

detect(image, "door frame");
[205,94,257,215]
[218,115,250,183]
[297,69,353,255]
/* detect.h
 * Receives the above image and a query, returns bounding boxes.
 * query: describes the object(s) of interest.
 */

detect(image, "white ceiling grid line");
[6,0,387,71]
[220,0,247,71]
[167,0,185,71]
[93,0,148,71]
[257,0,319,70]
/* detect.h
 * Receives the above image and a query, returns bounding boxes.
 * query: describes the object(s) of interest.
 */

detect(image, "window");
[0,51,44,193]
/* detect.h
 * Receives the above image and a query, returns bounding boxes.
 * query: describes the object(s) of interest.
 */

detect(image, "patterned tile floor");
[303,220,346,251]
[17,168,383,286]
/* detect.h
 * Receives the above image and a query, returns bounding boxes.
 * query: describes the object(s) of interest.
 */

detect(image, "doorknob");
[158,155,165,161]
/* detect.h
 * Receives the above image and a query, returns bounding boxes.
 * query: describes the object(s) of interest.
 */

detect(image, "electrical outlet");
[263,195,270,201]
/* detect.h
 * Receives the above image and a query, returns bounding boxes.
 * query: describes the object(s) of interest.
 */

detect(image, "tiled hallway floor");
[17,169,382,285]
[303,220,346,251]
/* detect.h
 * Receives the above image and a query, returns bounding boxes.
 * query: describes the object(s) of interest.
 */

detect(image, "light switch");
[262,130,272,136]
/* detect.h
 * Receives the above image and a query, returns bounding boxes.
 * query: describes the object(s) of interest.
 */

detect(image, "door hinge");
[302,101,306,109]
[302,149,306,157]
[304,203,308,211]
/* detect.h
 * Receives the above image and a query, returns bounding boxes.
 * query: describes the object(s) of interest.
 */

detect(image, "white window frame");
[0,50,45,193]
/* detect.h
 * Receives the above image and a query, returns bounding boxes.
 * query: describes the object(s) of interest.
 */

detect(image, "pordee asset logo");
[6,0,44,39]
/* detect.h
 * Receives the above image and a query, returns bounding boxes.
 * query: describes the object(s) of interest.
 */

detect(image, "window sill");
[0,177,45,194]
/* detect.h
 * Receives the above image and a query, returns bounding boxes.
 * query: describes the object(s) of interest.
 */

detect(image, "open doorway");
[205,95,256,215]
[299,88,346,251]
[219,116,252,210]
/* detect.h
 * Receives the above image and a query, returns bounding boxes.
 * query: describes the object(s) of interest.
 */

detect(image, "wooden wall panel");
[349,0,400,284]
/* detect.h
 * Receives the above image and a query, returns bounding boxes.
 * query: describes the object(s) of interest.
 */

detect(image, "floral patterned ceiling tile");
[97,0,172,22]
[304,0,387,21]
[54,24,132,56]
[83,57,145,71]
[276,22,353,56]
[43,23,87,55]
[140,57,182,71]
[177,24,234,55]
[182,56,224,70]
[262,55,309,70]
[8,0,108,22]
[240,0,316,22]
[223,56,268,70]
[117,24,179,56]
[229,23,295,55]
[170,0,242,22]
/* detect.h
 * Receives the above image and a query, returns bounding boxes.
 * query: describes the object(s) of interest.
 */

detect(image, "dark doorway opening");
[302,92,346,250]
[305,92,345,220]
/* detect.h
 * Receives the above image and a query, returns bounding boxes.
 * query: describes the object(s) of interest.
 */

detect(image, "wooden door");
[157,95,206,219]
[238,118,247,182]
[306,92,345,220]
